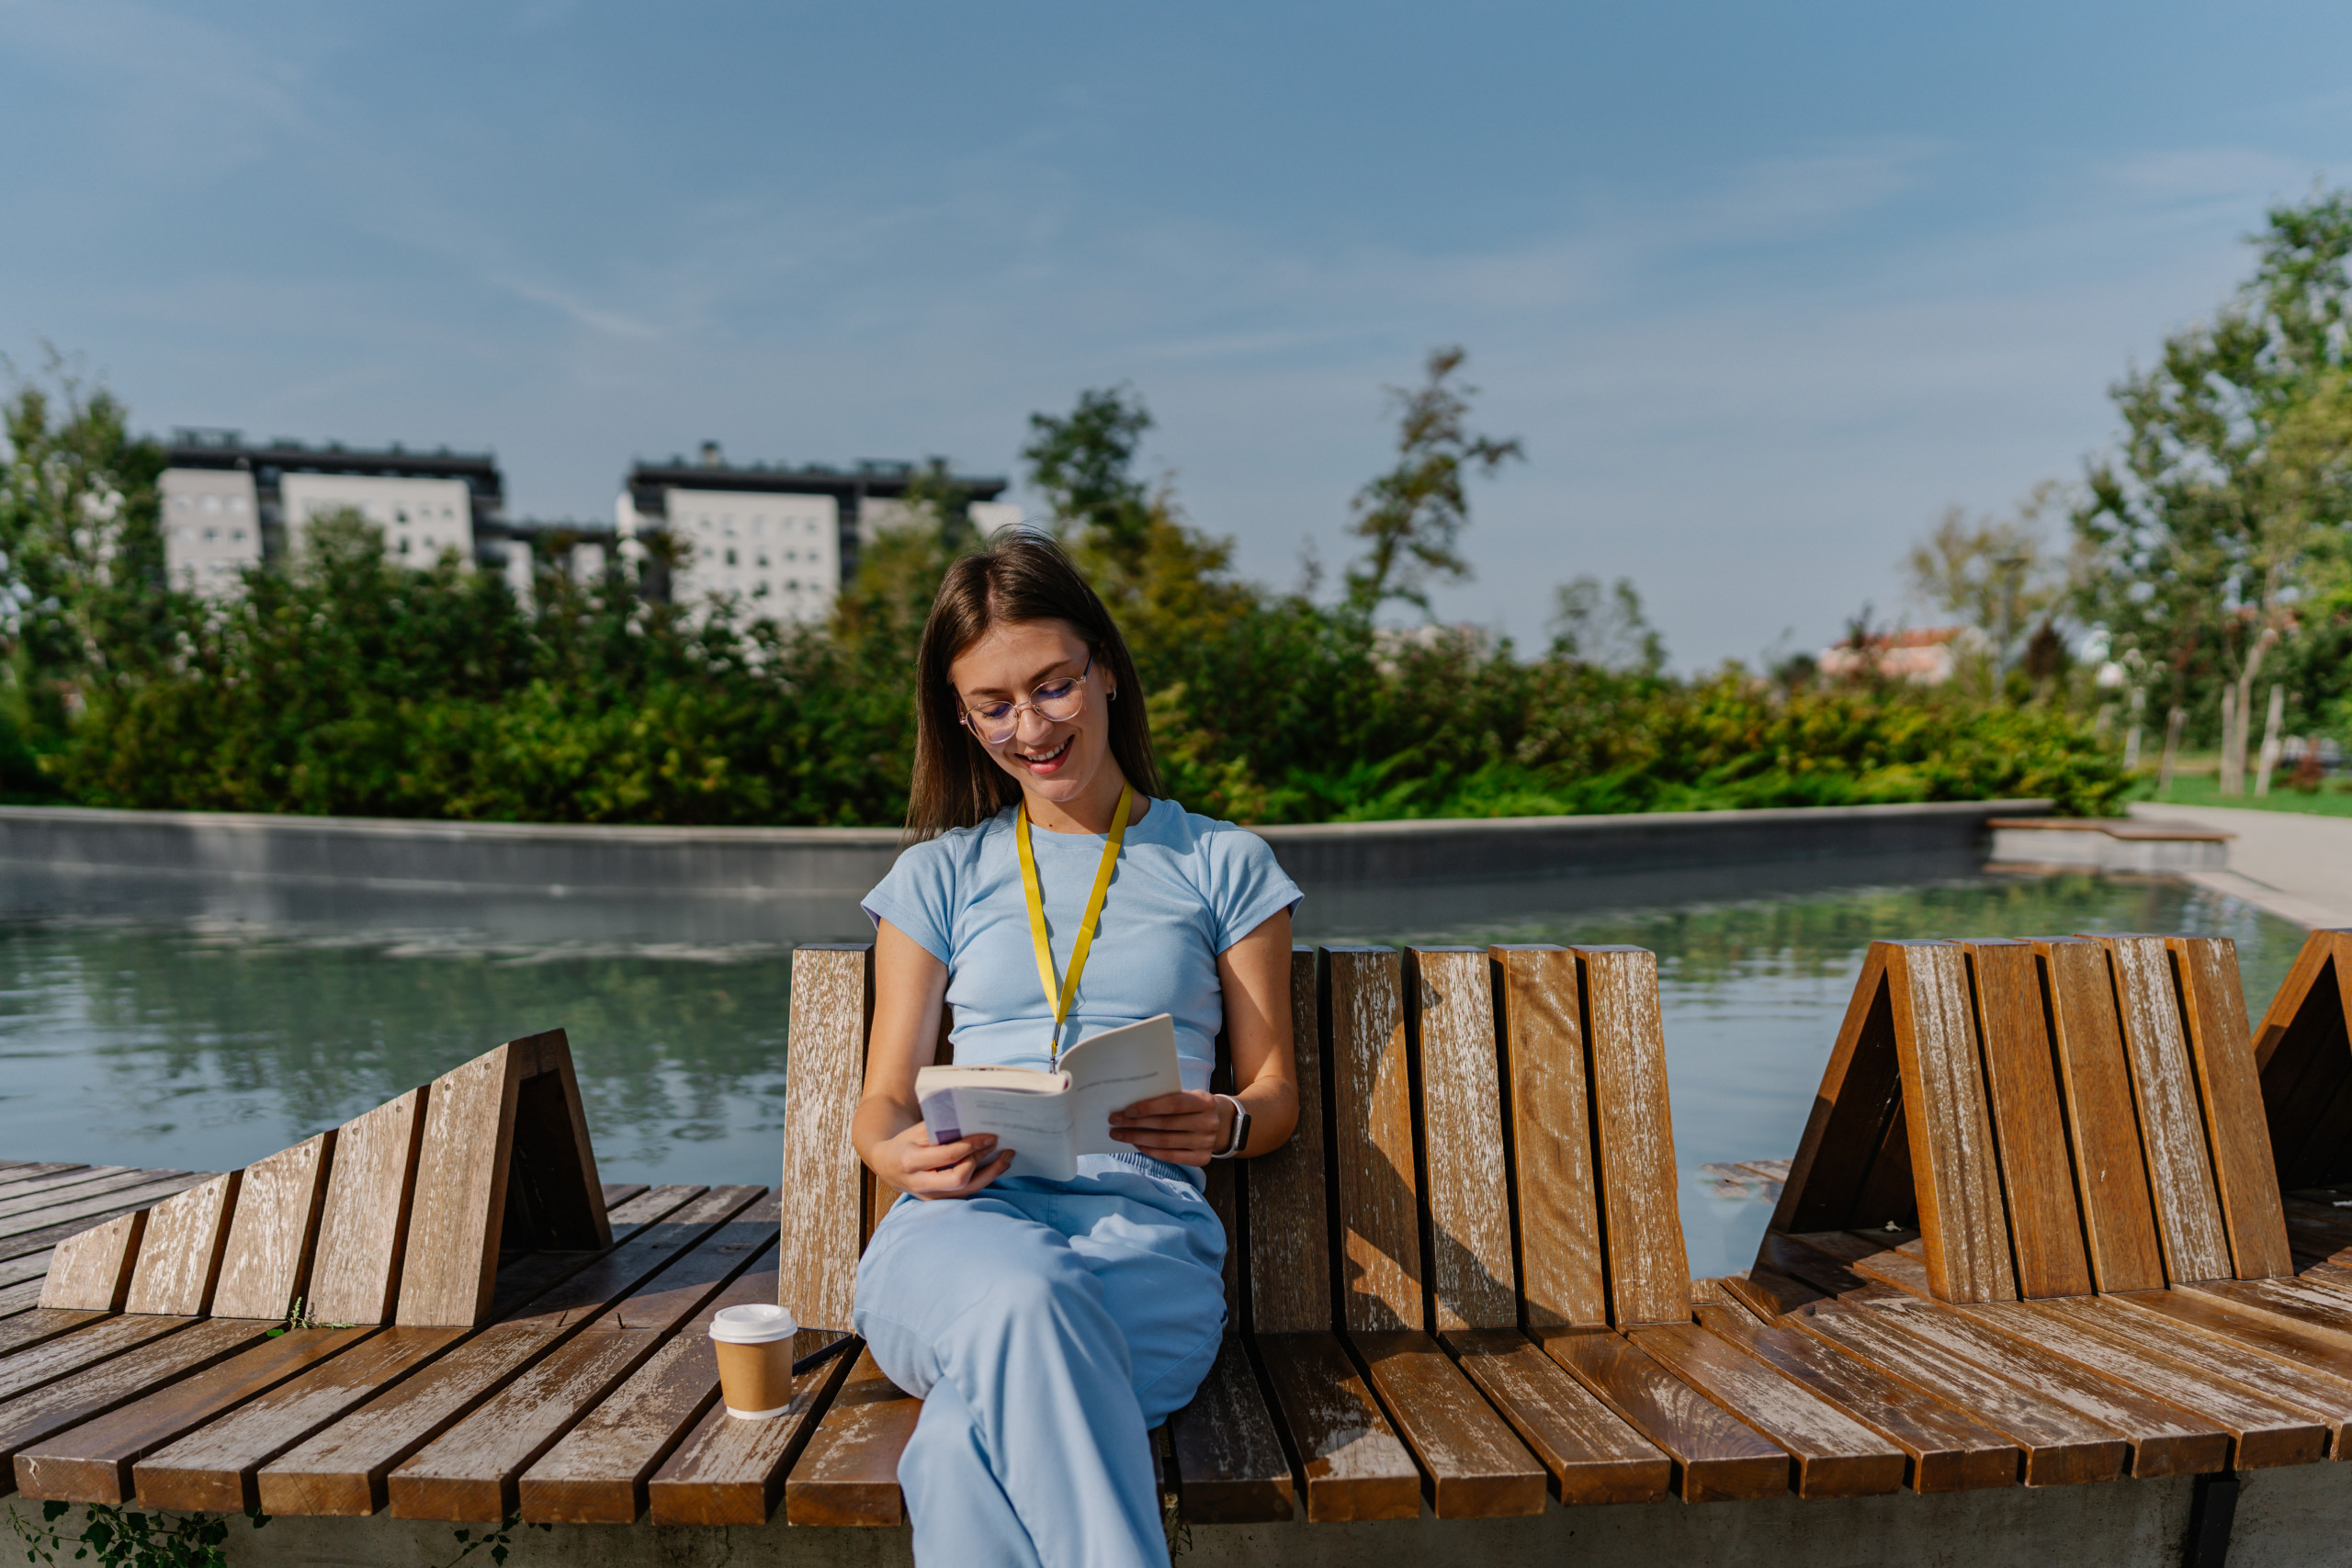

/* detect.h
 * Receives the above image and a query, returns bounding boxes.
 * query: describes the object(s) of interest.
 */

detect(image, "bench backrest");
[1769,933,2287,1304]
[2254,928,2352,1190]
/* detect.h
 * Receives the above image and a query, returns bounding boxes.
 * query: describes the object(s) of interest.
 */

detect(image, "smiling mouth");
[1016,737,1072,767]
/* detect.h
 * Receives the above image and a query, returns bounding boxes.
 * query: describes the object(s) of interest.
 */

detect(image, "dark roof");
[163,430,503,498]
[626,456,1008,513]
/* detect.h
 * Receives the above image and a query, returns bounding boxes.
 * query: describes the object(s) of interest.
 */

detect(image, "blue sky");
[7,1,2350,666]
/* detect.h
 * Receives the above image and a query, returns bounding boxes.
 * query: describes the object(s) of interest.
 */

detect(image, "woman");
[853,533,1300,1568]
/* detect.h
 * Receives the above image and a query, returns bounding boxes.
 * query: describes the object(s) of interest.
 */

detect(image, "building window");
[726,548,738,567]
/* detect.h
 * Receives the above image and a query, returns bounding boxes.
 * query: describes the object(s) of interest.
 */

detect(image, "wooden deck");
[3,929,2352,1538]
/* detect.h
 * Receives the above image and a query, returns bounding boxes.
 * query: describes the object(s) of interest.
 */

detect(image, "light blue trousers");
[854,1152,1228,1568]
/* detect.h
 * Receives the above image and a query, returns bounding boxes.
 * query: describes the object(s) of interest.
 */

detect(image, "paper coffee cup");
[709,1303,798,1419]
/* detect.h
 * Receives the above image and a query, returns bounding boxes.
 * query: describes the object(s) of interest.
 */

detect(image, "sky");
[6,1,2351,668]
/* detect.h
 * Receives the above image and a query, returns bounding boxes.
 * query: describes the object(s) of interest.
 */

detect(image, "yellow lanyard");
[1017,783,1133,1066]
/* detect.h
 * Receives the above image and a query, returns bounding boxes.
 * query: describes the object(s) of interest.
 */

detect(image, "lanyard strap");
[1017,783,1133,1065]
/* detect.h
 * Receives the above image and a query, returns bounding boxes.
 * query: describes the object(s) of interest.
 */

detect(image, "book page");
[917,1073,1079,1181]
[1062,1014,1185,1158]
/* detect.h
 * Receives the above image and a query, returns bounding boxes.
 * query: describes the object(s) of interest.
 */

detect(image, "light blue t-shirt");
[860,798,1303,1100]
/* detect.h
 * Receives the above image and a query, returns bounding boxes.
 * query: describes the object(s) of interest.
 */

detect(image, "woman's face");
[947,618,1119,814]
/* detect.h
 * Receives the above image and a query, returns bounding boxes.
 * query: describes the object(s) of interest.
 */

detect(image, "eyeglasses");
[957,652,1095,746]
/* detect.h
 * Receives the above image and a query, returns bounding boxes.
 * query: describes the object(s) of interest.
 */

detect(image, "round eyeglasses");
[957,652,1094,746]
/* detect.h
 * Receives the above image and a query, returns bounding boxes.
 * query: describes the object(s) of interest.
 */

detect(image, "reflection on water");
[0,868,2311,1280]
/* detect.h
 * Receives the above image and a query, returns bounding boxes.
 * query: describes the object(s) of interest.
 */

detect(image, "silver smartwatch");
[1210,1093,1250,1160]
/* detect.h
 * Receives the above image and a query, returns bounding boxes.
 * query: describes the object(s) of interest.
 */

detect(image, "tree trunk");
[2256,682,2287,796]
[2221,687,2241,795]
[2123,689,2146,771]
[2159,705,2187,793]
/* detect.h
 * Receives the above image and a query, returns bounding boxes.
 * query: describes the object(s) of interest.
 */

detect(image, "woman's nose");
[1014,704,1058,742]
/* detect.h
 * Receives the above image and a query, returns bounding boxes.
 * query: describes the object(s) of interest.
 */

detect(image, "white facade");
[160,468,262,596]
[968,501,1023,535]
[280,473,474,566]
[662,487,841,621]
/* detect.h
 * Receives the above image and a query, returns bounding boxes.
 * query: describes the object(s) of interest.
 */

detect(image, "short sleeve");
[1205,826,1303,953]
[861,839,956,964]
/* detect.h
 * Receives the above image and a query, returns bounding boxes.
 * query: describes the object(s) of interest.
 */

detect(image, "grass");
[2145,763,2352,818]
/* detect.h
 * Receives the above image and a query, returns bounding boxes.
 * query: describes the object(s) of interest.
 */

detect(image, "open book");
[917,1013,1184,1182]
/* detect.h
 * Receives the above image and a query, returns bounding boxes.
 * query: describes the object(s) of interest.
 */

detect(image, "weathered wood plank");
[1447,1328,1672,1504]
[1792,1306,2126,1485]
[1962,941,2092,1299]
[1880,943,2013,1304]
[0,1175,202,1250]
[1544,1328,1789,1501]
[1250,1332,1421,1522]
[309,1089,427,1327]
[1351,1330,1544,1517]
[1756,1232,1908,1306]
[1323,947,1419,1335]
[500,1187,761,1334]
[1867,1303,2229,1478]
[1244,948,1333,1335]
[123,1172,241,1318]
[0,1314,194,1404]
[1632,1321,1906,1498]
[1167,1335,1295,1523]
[1490,945,1608,1328]
[14,1327,378,1504]
[2098,933,2233,1284]
[37,1212,145,1312]
[397,1047,527,1329]
[486,1185,707,1323]
[1576,947,1689,1326]
[1405,949,1518,1334]
[781,945,871,1335]
[0,1322,268,1482]
[2169,936,2294,1280]
[1693,1303,2019,1492]
[0,1170,154,1219]
[211,1134,334,1321]
[0,1310,109,1363]
[0,1167,91,1193]
[2034,939,2168,1293]
[782,1349,921,1527]
[642,1326,857,1527]
[132,1327,469,1513]
[2107,1288,2352,1406]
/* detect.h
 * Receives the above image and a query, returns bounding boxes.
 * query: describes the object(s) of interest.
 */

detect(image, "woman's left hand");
[1108,1090,1227,1168]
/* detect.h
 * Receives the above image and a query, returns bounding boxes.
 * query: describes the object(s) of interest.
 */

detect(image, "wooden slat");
[1576,946,1689,1325]
[519,1263,780,1524]
[1770,945,1908,1235]
[254,1323,551,1516]
[500,1187,760,1334]
[1491,945,1608,1328]
[1755,1233,1907,1306]
[1793,1306,2125,1485]
[0,1175,202,1250]
[1251,1333,1421,1521]
[1245,948,1333,1334]
[1867,1303,2228,1477]
[2098,933,2233,1283]
[1323,947,1418,1334]
[486,1185,707,1321]
[309,1089,427,1326]
[1351,1330,1544,1517]
[1167,1336,1295,1523]
[0,1314,192,1403]
[2034,939,2167,1293]
[1632,1321,1905,1497]
[781,945,871,1334]
[133,1327,468,1513]
[1405,949,1518,1333]
[782,1349,921,1527]
[398,1046,528,1329]
[1879,943,2013,1304]
[2256,931,2348,1070]
[642,1326,856,1527]
[211,1134,334,1321]
[15,1327,379,1504]
[1448,1328,1671,1504]
[1544,1328,1788,1500]
[2256,934,2352,1188]
[0,1167,90,1192]
[0,1321,269,1480]
[37,1212,145,1312]
[0,1253,62,1292]
[1961,941,2091,1299]
[0,1169,153,1219]
[2107,1287,2352,1400]
[1692,1303,2019,1492]
[2169,936,2294,1280]
[122,1173,240,1318]
[0,1310,109,1363]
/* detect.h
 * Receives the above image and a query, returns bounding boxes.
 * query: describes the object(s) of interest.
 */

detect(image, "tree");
[1549,575,1666,674]
[1022,387,1155,565]
[2075,192,2352,789]
[1904,482,2075,692]
[1343,346,1522,615]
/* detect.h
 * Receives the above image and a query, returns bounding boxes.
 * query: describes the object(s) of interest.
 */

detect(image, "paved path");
[2129,802,2352,929]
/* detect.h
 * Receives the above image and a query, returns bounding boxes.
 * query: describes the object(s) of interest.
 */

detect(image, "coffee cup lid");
[708,1303,797,1345]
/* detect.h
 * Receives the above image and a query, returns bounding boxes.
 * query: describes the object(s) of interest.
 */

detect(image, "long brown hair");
[906,533,1162,842]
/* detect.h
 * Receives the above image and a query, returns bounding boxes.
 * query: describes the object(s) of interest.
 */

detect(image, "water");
[0,871,2309,1280]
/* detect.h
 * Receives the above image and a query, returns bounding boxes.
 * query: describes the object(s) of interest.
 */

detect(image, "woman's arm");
[852,919,1014,1200]
[1109,908,1299,1165]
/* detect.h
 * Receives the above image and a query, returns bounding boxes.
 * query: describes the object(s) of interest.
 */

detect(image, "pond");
[0,869,2307,1280]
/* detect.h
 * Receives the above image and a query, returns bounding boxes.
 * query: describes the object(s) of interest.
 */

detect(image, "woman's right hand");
[873,1122,1014,1200]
